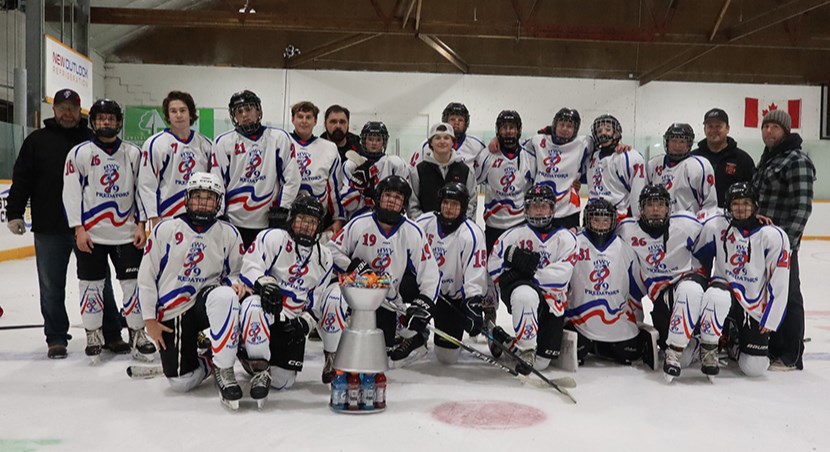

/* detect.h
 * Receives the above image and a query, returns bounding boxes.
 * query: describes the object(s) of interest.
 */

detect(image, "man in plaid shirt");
[751,109,816,371]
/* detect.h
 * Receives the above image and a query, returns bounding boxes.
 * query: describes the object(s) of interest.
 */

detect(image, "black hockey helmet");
[638,184,671,234]
[437,182,469,233]
[525,184,556,232]
[724,182,759,229]
[583,198,618,247]
[359,121,389,158]
[441,102,470,134]
[496,110,523,150]
[552,107,581,144]
[89,99,123,138]
[288,195,326,247]
[374,175,412,225]
[591,114,623,150]
[228,90,263,135]
[663,122,695,162]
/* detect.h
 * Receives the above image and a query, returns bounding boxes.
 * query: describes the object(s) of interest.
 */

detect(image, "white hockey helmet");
[185,172,224,224]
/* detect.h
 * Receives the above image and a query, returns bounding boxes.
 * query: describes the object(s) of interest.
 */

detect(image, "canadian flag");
[744,98,801,129]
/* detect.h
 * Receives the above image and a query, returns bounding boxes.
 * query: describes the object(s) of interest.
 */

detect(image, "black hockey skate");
[129,328,157,362]
[663,346,683,383]
[700,343,719,382]
[389,333,427,368]
[214,366,243,410]
[85,328,104,364]
[245,359,271,409]
[322,351,336,384]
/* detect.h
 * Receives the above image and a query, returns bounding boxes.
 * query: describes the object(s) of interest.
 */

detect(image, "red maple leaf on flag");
[762,102,778,117]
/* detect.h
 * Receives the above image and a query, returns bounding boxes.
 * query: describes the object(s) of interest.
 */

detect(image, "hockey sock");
[240,295,271,362]
[120,279,144,330]
[79,279,106,331]
[206,286,240,369]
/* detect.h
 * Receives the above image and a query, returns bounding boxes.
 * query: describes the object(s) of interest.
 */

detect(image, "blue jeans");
[34,232,122,346]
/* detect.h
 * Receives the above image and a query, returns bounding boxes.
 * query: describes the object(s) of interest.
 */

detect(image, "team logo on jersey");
[433,245,446,267]
[645,243,666,269]
[183,242,206,277]
[297,151,313,177]
[499,167,517,194]
[591,166,604,191]
[543,151,562,174]
[100,164,121,194]
[729,246,749,275]
[287,262,310,285]
[660,174,674,190]
[177,151,197,181]
[243,149,263,180]
[589,259,611,291]
[372,247,394,270]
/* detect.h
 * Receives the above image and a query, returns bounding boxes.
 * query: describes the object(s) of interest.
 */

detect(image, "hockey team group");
[55,89,811,409]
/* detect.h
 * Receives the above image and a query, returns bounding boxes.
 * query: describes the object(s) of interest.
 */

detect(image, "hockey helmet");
[525,184,556,232]
[552,108,581,145]
[185,172,224,225]
[437,182,469,233]
[638,184,671,234]
[359,121,389,158]
[442,102,470,135]
[591,114,623,150]
[288,195,326,247]
[496,110,523,151]
[228,90,263,135]
[583,198,618,247]
[89,99,124,139]
[374,175,412,225]
[663,123,695,162]
[724,182,759,229]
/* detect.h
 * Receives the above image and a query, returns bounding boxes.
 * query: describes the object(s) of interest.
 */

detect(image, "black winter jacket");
[691,137,755,207]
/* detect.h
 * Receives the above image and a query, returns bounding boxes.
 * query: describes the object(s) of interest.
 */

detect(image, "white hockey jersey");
[415,213,488,301]
[138,129,213,220]
[488,225,578,316]
[475,147,536,229]
[583,148,647,218]
[328,212,440,307]
[646,155,717,214]
[693,214,791,331]
[290,133,345,220]
[565,233,641,342]
[63,139,145,245]
[616,212,702,299]
[341,154,409,219]
[138,217,245,322]
[239,228,333,319]
[525,134,592,218]
[409,134,485,176]
[211,127,301,229]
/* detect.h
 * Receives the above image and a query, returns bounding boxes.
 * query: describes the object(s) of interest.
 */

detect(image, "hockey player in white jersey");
[341,121,409,220]
[409,102,485,175]
[62,99,156,362]
[211,90,301,248]
[693,182,791,378]
[415,182,487,365]
[138,91,213,228]
[488,184,578,370]
[317,175,440,378]
[583,115,646,220]
[616,184,712,382]
[289,101,345,236]
[646,123,717,214]
[565,199,646,366]
[235,195,333,406]
[138,172,246,408]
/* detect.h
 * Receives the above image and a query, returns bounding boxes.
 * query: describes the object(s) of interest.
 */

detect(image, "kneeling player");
[693,183,790,377]
[235,196,333,407]
[138,173,246,407]
[566,199,646,366]
[415,182,487,365]
[489,184,578,370]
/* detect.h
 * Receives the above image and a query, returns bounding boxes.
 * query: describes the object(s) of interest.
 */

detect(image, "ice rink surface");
[1,241,829,452]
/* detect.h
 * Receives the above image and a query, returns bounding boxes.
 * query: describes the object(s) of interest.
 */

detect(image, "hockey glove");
[405,294,434,334]
[504,245,541,276]
[346,258,371,275]
[281,314,311,345]
[254,276,283,316]
[460,296,484,336]
[498,269,528,292]
[351,161,374,191]
[268,206,291,230]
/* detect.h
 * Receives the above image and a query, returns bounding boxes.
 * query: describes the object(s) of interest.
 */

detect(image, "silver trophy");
[333,286,389,373]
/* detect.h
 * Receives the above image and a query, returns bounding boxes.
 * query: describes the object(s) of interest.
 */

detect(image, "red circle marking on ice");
[431,400,546,430]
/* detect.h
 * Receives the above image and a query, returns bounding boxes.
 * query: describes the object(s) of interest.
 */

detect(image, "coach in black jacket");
[691,108,755,207]
[6,89,126,359]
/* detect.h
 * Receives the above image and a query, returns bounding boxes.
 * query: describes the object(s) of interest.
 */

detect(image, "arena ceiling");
[85,0,830,85]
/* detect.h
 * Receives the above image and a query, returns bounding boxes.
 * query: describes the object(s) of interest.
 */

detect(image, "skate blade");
[707,375,716,384]
[88,354,102,366]
[256,398,267,410]
[663,373,676,383]
[131,351,156,362]
[221,399,240,411]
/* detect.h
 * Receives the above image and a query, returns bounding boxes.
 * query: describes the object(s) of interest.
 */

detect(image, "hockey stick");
[126,365,164,379]
[426,324,519,378]
[0,324,44,331]
[345,150,367,166]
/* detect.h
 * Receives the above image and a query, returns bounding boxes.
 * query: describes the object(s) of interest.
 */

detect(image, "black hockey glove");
[268,206,290,229]
[281,315,311,345]
[351,161,374,191]
[504,245,541,276]
[346,258,371,275]
[405,294,434,333]
[498,269,527,292]
[254,276,283,316]
[460,296,484,336]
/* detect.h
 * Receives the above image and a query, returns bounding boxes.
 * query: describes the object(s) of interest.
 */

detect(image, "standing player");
[646,123,717,215]
[693,183,791,378]
[415,182,487,365]
[236,196,333,406]
[138,173,245,408]
[616,184,713,382]
[583,115,646,220]
[211,90,301,248]
[289,101,345,237]
[340,121,409,220]
[316,175,440,377]
[138,91,213,228]
[488,184,578,370]
[409,102,485,175]
[62,99,155,362]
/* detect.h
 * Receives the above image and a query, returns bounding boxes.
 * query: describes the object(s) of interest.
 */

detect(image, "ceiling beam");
[369,0,391,25]
[285,33,382,68]
[401,0,416,29]
[418,34,469,73]
[709,0,731,41]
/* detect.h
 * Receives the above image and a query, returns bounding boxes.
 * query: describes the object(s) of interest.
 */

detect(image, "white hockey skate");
[85,328,104,365]
[215,367,242,411]
[663,346,683,383]
[129,328,157,362]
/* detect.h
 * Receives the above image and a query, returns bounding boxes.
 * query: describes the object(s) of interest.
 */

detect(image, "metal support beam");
[285,33,381,68]
[26,0,44,128]
[709,0,731,41]
[414,0,422,32]
[401,0,415,29]
[77,0,90,56]
[418,34,468,73]
[511,0,525,26]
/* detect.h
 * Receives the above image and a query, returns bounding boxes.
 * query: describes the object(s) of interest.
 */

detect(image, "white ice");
[1,242,829,452]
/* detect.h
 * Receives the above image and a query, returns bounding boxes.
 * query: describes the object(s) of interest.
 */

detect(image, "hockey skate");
[638,324,660,371]
[663,346,683,383]
[322,351,336,384]
[517,348,537,370]
[85,328,104,364]
[103,337,131,354]
[214,366,243,410]
[700,343,719,382]
[389,333,428,368]
[487,323,512,360]
[250,365,272,410]
[482,307,499,349]
[129,328,157,362]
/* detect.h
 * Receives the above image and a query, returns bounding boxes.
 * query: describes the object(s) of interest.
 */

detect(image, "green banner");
[123,106,215,144]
